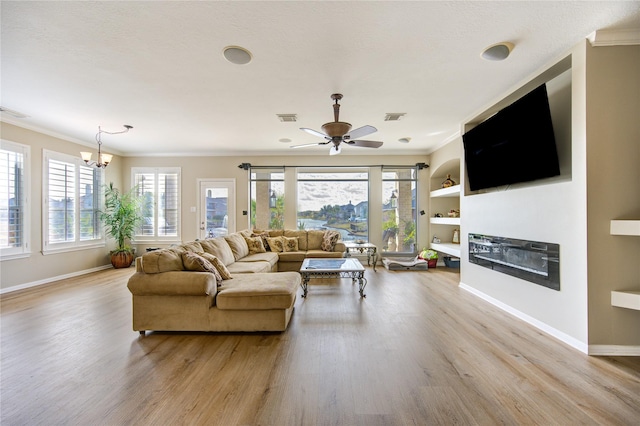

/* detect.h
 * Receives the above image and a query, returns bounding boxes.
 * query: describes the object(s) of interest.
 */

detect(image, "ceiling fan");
[291,93,383,155]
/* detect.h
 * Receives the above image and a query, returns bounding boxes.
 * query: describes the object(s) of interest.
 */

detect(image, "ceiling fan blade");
[347,140,384,148]
[329,144,342,156]
[290,142,329,149]
[300,127,329,139]
[345,125,377,140]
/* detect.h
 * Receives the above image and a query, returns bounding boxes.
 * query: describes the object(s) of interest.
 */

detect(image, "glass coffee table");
[299,258,367,298]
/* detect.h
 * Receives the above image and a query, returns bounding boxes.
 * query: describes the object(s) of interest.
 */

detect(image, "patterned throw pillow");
[283,236,299,252]
[244,236,266,254]
[321,230,340,251]
[266,236,285,253]
[210,256,233,280]
[251,232,271,251]
[198,252,223,284]
[181,252,218,275]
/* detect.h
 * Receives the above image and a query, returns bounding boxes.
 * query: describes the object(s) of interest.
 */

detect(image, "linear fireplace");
[469,233,560,290]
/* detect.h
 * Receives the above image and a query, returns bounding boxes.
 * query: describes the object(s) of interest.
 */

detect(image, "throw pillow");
[251,232,271,251]
[283,236,299,252]
[198,252,223,284]
[199,237,235,266]
[181,252,218,275]
[266,236,284,253]
[224,233,250,261]
[321,230,340,251]
[210,256,233,280]
[244,236,266,254]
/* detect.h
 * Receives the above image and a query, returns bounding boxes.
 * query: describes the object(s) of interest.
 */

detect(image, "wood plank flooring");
[1,265,639,425]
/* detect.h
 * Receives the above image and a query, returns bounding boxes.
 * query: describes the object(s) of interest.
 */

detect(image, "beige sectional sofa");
[126,229,345,334]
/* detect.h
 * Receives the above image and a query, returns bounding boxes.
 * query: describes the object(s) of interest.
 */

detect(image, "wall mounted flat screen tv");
[463,83,560,191]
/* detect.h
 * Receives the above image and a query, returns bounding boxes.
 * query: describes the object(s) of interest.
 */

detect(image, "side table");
[344,242,378,272]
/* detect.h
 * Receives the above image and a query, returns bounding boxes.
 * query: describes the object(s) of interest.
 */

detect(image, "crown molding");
[587,29,640,47]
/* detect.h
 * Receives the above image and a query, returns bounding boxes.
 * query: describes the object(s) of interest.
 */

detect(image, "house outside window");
[42,150,104,254]
[132,167,180,241]
[0,140,30,260]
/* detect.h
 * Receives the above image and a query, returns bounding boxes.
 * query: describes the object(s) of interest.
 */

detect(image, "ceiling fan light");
[329,145,341,155]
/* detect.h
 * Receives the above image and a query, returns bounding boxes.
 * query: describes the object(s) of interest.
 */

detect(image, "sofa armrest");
[334,241,346,253]
[127,271,217,296]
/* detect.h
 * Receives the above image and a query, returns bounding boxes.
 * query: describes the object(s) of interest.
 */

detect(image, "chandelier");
[80,124,132,168]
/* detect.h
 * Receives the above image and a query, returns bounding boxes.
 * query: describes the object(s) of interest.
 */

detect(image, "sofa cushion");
[244,236,266,254]
[277,251,306,262]
[283,236,299,252]
[307,230,325,250]
[216,272,300,310]
[227,261,272,274]
[321,230,341,251]
[305,249,344,259]
[285,230,308,250]
[266,236,284,253]
[180,241,203,253]
[225,233,250,261]
[240,252,279,268]
[141,249,184,274]
[200,237,235,266]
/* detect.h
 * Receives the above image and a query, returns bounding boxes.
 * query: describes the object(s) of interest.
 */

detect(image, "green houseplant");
[100,182,143,268]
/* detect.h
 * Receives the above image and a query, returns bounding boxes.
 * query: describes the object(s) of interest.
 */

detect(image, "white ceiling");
[2,1,639,157]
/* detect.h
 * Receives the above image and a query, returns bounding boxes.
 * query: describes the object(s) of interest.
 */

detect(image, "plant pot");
[427,259,437,268]
[111,251,134,269]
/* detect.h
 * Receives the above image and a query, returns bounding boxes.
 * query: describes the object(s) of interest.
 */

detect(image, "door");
[199,179,235,240]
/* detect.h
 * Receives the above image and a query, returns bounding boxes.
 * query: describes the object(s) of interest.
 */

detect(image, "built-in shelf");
[610,220,640,236]
[430,185,461,198]
[430,242,461,258]
[430,217,460,225]
[611,291,640,311]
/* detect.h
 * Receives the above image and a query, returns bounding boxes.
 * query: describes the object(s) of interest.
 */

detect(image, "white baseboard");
[588,345,640,356]
[0,264,113,295]
[459,281,589,354]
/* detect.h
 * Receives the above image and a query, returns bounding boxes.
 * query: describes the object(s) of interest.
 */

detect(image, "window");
[382,167,417,254]
[43,150,103,254]
[132,167,180,241]
[297,168,369,240]
[249,167,284,230]
[0,141,30,259]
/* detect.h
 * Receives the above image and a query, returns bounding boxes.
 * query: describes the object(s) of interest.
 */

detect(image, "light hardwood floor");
[1,265,639,425]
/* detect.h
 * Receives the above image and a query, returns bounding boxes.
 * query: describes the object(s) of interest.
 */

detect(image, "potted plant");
[99,182,143,268]
[419,248,439,268]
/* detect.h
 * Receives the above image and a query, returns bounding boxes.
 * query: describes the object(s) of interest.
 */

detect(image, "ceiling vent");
[384,113,406,121]
[276,114,297,122]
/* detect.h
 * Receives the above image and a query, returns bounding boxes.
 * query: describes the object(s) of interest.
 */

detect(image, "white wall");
[460,47,590,349]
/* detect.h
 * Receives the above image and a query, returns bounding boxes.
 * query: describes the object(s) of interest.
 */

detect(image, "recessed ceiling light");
[398,137,411,143]
[223,46,252,65]
[481,42,514,61]
[279,138,292,143]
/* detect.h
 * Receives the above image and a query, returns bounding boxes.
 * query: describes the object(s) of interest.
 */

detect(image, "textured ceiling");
[1,1,639,157]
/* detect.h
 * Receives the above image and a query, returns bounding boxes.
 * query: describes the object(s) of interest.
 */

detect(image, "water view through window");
[297,169,368,242]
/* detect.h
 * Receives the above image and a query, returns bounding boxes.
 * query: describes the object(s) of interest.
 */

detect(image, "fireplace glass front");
[469,233,560,290]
